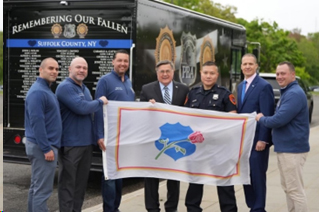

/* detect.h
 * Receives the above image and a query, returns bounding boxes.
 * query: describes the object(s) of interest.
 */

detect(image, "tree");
[165,0,313,82]
[164,0,238,22]
[238,18,305,73]
[293,32,319,84]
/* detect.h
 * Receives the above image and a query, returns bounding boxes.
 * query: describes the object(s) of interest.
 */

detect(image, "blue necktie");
[241,80,247,103]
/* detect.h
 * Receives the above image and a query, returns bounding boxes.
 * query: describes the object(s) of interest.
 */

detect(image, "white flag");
[103,101,256,186]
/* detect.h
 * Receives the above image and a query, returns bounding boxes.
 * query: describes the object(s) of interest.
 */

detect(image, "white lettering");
[117,23,121,32]
[11,15,127,34]
[182,66,195,79]
[66,15,72,22]
[88,41,96,47]
[12,26,18,34]
[122,26,128,34]
[61,41,86,47]
[37,41,61,47]
[74,14,82,23]
[97,17,128,34]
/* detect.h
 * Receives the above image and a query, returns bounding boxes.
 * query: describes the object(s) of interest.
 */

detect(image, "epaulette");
[190,86,201,91]
[216,85,230,92]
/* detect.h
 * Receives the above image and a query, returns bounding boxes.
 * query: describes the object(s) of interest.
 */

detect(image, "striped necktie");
[241,80,247,103]
[164,86,171,104]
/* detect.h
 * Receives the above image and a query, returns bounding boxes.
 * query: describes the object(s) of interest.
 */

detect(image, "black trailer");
[3,0,247,171]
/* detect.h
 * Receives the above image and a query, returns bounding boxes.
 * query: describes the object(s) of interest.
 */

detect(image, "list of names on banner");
[56,49,79,83]
[91,49,116,90]
[14,48,117,99]
[17,49,41,99]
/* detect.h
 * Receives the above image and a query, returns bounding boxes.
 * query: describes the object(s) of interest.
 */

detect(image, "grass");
[311,91,319,96]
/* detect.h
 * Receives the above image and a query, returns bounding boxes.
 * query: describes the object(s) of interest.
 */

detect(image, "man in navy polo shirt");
[25,57,62,212]
[56,57,108,212]
[95,49,135,212]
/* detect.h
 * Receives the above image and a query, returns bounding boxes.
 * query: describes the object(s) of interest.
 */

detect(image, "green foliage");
[0,31,3,84]
[292,32,319,84]
[166,0,201,10]
[165,1,315,83]
[295,66,310,82]
[238,19,305,73]
[164,0,237,22]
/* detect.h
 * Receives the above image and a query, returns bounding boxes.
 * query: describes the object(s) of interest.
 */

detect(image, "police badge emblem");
[179,32,197,86]
[63,24,76,38]
[200,36,215,70]
[154,26,176,65]
[51,24,62,38]
[77,23,88,38]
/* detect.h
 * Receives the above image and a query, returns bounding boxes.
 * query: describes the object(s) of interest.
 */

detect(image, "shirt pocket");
[190,101,200,108]
[207,100,222,111]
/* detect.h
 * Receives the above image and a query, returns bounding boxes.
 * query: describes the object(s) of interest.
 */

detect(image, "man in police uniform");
[185,61,237,212]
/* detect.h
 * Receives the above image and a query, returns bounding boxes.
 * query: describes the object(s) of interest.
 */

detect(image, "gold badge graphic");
[200,36,215,70]
[77,23,88,38]
[51,24,62,38]
[155,26,176,65]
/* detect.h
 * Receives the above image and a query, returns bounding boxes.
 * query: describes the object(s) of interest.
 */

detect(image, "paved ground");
[1,123,3,211]
[84,125,319,212]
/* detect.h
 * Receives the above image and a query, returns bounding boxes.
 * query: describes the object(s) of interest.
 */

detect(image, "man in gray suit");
[140,60,189,212]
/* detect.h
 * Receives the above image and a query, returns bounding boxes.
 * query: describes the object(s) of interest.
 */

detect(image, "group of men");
[25,50,310,212]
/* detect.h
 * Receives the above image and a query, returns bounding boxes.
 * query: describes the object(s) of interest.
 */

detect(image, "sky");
[214,0,319,35]
[1,0,318,35]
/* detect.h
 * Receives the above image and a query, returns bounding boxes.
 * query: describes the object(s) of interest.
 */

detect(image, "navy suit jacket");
[237,75,274,146]
[140,81,189,106]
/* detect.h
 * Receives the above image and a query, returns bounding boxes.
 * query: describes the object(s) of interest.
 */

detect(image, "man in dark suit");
[140,60,189,212]
[237,53,274,212]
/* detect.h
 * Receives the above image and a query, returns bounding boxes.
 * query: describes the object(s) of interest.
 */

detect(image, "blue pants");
[102,175,122,212]
[25,140,58,212]
[244,147,269,212]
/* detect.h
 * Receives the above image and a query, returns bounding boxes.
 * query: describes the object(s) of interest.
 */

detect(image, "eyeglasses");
[158,70,173,75]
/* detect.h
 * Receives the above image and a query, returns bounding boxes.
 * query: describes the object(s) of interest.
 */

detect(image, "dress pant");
[102,177,122,212]
[185,183,237,212]
[277,152,308,212]
[144,178,180,212]
[58,145,92,212]
[25,140,58,212]
[243,147,269,212]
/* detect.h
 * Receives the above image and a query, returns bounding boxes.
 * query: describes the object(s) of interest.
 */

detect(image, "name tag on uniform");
[213,94,219,100]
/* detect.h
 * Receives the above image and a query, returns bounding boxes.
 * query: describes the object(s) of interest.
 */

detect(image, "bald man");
[56,57,107,212]
[25,57,62,212]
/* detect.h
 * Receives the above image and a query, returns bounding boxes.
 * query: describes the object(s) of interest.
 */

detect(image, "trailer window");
[231,49,242,81]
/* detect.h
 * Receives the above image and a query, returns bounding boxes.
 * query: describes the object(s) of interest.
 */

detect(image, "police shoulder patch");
[229,94,236,105]
[184,95,188,105]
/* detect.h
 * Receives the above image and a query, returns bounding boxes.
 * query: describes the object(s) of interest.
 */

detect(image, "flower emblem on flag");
[155,123,204,161]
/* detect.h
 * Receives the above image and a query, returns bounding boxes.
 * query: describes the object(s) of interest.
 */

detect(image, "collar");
[111,70,128,81]
[159,81,173,91]
[66,77,85,90]
[198,84,218,94]
[245,73,257,85]
[37,77,51,87]
[280,80,298,94]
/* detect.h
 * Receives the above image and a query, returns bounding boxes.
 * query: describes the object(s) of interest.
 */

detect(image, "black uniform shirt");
[185,84,237,112]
